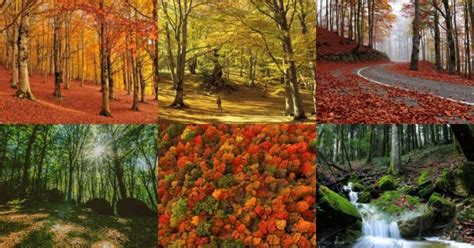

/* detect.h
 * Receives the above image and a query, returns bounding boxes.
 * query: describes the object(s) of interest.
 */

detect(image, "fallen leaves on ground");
[0,67,157,124]
[317,61,474,123]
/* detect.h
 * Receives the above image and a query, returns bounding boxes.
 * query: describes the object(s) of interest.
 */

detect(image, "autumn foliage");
[158,124,316,247]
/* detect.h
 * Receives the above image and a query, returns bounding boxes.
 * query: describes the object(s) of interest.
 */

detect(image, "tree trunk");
[410,0,420,70]
[53,14,63,99]
[16,13,34,99]
[99,0,111,117]
[442,0,457,74]
[433,1,442,71]
[389,124,401,175]
[451,125,474,161]
[21,126,39,197]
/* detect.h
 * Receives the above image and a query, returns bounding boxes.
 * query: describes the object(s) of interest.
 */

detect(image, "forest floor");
[0,203,156,248]
[317,28,474,123]
[158,73,316,123]
[0,67,157,124]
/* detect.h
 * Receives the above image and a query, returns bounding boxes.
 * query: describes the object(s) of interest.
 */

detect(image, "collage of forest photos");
[0,0,474,247]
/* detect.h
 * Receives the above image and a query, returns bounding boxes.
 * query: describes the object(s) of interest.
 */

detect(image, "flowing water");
[343,182,473,248]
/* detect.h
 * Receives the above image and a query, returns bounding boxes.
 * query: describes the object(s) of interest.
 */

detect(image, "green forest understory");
[0,125,158,247]
[317,125,474,247]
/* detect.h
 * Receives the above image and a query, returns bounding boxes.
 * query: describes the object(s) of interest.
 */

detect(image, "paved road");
[356,63,474,106]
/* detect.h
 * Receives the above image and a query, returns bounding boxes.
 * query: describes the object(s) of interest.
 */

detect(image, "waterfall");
[344,183,401,240]
[342,182,473,248]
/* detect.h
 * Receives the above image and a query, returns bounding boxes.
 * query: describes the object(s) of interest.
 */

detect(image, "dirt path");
[158,74,315,124]
[357,63,474,106]
[0,67,157,124]
[0,203,156,248]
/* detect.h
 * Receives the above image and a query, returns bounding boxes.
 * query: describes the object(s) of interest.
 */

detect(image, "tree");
[451,125,474,161]
[389,124,401,175]
[410,0,420,71]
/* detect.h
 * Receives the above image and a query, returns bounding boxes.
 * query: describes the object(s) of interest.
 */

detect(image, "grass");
[0,203,156,248]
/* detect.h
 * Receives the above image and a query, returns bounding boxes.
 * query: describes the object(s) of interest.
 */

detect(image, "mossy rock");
[372,191,420,215]
[453,161,474,197]
[400,185,415,195]
[350,182,367,192]
[377,175,398,191]
[357,191,371,204]
[417,171,431,186]
[428,193,455,225]
[434,168,452,193]
[319,186,361,219]
[397,206,434,238]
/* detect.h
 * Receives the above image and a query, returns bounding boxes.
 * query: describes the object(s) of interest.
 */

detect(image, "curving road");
[356,63,474,106]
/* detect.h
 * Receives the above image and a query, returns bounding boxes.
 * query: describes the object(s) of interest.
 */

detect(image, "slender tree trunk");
[410,0,421,70]
[433,1,442,71]
[21,126,39,197]
[99,0,111,117]
[53,14,63,99]
[389,124,401,175]
[442,0,457,74]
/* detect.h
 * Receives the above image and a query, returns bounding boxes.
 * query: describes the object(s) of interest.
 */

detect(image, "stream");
[343,183,473,248]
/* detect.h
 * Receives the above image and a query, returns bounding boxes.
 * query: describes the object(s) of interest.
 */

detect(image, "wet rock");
[86,198,114,215]
[117,198,155,217]
[398,206,434,238]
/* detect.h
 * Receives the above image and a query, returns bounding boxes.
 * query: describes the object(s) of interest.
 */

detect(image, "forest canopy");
[0,125,158,211]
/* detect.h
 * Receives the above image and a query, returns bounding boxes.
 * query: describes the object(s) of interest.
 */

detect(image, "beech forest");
[158,124,316,247]
[316,0,474,123]
[0,0,158,124]
[158,0,316,124]
[0,125,157,247]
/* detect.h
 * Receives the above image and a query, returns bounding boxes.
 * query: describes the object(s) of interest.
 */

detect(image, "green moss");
[358,191,371,203]
[196,222,212,236]
[428,193,455,224]
[170,198,188,227]
[372,191,420,215]
[319,186,361,219]
[435,169,450,192]
[400,185,414,194]
[193,196,219,215]
[350,182,366,192]
[428,193,455,210]
[216,174,235,188]
[377,175,398,191]
[417,171,431,186]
